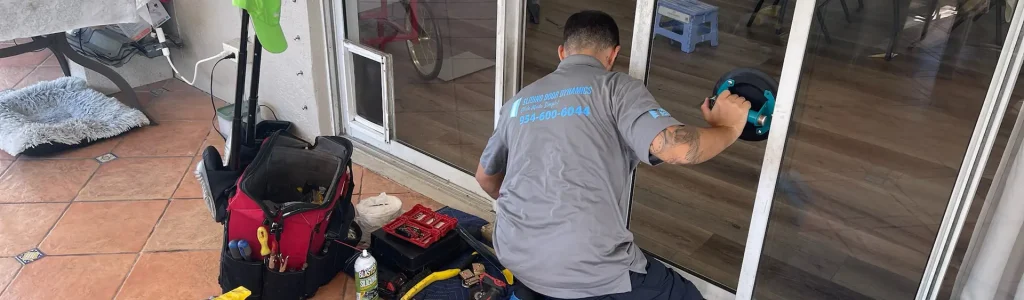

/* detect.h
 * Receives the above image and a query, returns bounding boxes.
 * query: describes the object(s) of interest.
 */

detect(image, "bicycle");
[358,0,444,80]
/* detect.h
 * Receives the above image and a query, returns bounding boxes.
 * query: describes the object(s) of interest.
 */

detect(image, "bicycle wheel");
[404,1,444,80]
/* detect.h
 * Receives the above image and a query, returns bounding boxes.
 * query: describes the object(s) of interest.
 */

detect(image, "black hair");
[562,10,620,52]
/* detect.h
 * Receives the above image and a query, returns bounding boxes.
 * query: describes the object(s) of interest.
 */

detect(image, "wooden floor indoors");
[357,0,1022,299]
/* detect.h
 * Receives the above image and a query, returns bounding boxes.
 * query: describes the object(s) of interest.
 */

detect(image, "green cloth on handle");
[233,0,287,53]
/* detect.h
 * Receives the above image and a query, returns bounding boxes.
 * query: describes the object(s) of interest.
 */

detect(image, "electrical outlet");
[222,37,256,64]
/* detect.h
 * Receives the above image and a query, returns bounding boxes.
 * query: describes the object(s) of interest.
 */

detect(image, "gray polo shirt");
[480,55,683,298]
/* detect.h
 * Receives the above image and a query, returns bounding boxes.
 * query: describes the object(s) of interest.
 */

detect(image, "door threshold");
[348,137,496,222]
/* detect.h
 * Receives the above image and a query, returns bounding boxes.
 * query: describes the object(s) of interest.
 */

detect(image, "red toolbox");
[382,204,457,248]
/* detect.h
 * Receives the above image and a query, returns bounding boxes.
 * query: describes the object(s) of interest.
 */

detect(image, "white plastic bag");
[354,192,403,245]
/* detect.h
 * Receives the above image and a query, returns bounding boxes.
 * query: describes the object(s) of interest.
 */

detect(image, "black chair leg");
[996,1,1005,46]
[747,0,767,27]
[816,3,833,44]
[776,0,789,34]
[857,0,864,11]
[919,0,940,39]
[886,0,900,60]
[43,40,72,76]
[839,0,852,22]
[527,0,541,25]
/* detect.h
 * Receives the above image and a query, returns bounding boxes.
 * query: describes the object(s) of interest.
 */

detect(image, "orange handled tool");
[257,226,270,256]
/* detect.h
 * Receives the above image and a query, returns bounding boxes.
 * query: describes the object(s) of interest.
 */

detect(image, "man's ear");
[606,45,621,71]
[558,45,567,60]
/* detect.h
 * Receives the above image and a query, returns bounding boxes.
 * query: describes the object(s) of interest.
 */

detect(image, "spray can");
[355,249,379,300]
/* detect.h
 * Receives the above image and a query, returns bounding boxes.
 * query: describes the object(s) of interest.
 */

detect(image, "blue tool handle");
[228,240,242,261]
[237,240,251,261]
[709,78,776,137]
[715,79,735,96]
[747,111,759,125]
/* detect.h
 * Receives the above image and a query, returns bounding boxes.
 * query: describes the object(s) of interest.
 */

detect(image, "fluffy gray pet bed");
[0,77,150,156]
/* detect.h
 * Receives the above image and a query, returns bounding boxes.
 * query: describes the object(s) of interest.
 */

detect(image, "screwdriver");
[257,226,270,256]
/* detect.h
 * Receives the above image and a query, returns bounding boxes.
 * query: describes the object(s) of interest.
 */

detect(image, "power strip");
[222,37,256,64]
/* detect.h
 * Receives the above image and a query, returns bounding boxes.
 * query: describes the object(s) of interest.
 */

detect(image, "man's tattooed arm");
[650,125,703,164]
[648,125,738,165]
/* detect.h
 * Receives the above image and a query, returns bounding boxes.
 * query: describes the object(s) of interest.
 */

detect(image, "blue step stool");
[654,0,719,53]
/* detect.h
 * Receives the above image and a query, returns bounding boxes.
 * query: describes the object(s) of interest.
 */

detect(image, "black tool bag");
[217,132,362,300]
[217,222,363,300]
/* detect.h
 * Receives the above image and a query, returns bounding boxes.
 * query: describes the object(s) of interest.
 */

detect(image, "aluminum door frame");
[915,1,1024,298]
[624,0,819,297]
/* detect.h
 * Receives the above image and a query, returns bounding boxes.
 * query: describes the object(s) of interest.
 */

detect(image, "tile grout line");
[101,154,199,159]
[0,133,126,299]
[169,160,196,200]
[2,249,216,259]
[0,78,210,299]
[9,58,46,90]
[0,159,13,178]
[167,129,214,201]
[0,199,174,205]
[30,133,115,261]
[18,153,201,162]
[111,253,142,300]
[71,136,129,203]
[0,263,21,297]
[112,200,170,300]
[36,173,97,245]
[140,198,174,252]
[354,166,364,195]
[0,185,38,300]
[0,201,75,298]
[341,277,349,299]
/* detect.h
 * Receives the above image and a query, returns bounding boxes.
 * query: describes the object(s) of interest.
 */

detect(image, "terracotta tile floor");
[0,47,445,299]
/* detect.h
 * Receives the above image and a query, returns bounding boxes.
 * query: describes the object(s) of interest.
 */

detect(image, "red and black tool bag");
[219,131,359,300]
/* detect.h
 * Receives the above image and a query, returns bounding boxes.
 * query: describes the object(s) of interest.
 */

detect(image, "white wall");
[71,53,172,94]
[166,0,331,140]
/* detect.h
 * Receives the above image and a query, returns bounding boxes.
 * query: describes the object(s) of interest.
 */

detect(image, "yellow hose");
[400,269,461,300]
[502,269,514,285]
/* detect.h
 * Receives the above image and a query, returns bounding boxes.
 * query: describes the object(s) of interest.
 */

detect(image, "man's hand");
[649,91,750,165]
[703,90,750,140]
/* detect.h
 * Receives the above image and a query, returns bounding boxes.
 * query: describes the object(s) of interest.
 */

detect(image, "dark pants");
[512,261,704,300]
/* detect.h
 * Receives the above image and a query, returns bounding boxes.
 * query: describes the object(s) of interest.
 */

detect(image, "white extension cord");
[156,27,230,86]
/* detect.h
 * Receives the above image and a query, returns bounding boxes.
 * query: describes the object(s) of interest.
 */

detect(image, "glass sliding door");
[344,0,498,173]
[628,0,802,290]
[747,0,1023,298]
[395,0,498,172]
